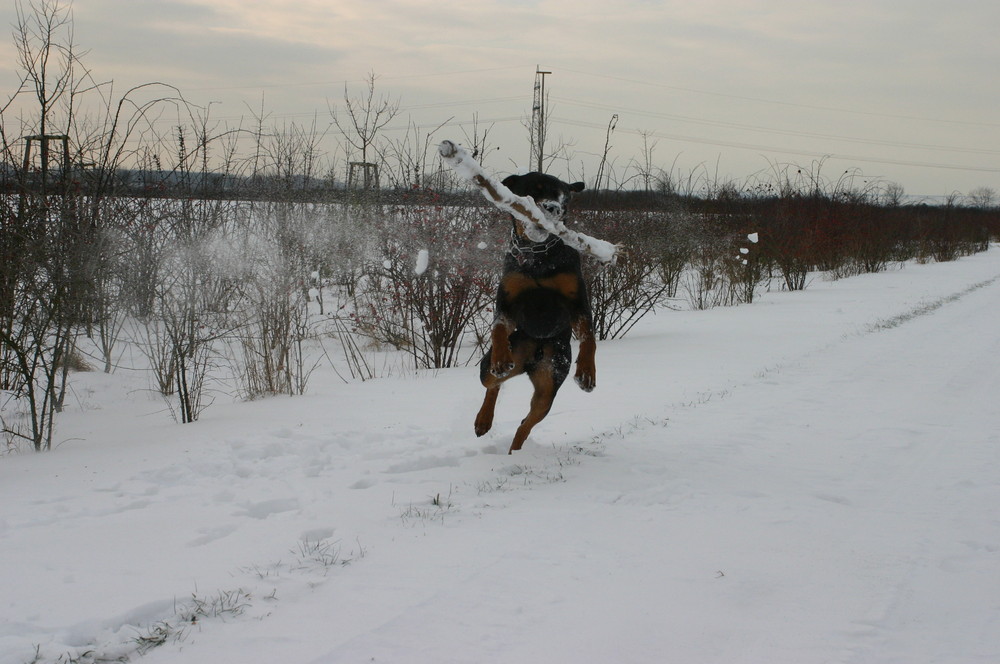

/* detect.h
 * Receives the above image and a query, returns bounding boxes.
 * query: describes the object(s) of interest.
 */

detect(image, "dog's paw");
[490,361,515,377]
[574,369,596,392]
[474,419,492,437]
[488,344,515,377]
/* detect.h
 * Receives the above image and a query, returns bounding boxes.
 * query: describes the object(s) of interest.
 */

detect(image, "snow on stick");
[438,140,617,263]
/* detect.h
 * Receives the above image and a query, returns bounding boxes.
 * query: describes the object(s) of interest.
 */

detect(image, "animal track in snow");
[384,455,461,474]
[235,498,300,519]
[187,524,238,547]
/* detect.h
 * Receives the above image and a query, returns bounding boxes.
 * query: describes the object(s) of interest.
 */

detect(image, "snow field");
[2,249,1000,663]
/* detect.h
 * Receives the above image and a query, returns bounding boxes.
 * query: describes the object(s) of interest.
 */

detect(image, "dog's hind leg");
[508,338,571,454]
[508,373,555,453]
[475,333,532,437]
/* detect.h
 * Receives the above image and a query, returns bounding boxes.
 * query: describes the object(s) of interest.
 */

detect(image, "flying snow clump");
[415,249,430,275]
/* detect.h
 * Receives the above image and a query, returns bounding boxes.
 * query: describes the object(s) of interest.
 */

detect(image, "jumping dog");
[474,172,596,454]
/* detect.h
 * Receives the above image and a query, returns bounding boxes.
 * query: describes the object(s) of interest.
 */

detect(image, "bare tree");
[13,0,77,191]
[382,117,450,190]
[883,181,905,207]
[329,71,399,188]
[263,115,327,192]
[968,186,996,210]
[0,0,82,450]
[632,129,659,192]
[460,113,497,167]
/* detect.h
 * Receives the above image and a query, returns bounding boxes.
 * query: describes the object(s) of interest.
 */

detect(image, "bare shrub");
[654,209,698,299]
[682,217,730,310]
[0,266,77,450]
[230,227,316,399]
[136,216,245,422]
[578,207,671,340]
[723,232,766,305]
[968,186,996,210]
[325,314,376,382]
[757,198,818,291]
[352,191,500,369]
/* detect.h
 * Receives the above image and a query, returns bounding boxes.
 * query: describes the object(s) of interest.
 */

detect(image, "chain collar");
[508,228,563,262]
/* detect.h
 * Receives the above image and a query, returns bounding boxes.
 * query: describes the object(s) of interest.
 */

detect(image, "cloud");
[67,0,345,87]
[1,0,999,194]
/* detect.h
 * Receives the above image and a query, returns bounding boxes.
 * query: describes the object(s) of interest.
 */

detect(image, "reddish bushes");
[351,189,505,369]
[706,194,1000,291]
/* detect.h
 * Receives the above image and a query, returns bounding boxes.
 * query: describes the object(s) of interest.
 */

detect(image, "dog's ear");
[501,174,522,191]
[570,182,585,193]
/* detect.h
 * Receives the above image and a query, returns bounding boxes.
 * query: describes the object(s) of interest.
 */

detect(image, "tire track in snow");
[659,270,1000,426]
[866,273,1000,332]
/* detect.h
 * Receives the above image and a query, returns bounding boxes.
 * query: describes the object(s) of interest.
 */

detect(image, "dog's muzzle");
[539,200,564,218]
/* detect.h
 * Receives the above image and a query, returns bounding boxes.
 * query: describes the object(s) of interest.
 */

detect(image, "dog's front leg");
[489,317,515,377]
[572,317,597,392]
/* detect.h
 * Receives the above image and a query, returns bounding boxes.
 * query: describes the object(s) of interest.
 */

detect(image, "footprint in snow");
[235,498,300,519]
[187,523,238,547]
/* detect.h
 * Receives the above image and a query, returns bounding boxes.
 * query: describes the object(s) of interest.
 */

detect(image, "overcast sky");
[2,0,999,198]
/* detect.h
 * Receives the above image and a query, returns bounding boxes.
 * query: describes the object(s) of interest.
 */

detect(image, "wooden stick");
[438,140,618,263]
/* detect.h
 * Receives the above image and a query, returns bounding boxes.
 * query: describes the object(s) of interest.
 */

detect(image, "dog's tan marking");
[572,317,597,392]
[537,273,579,300]
[501,272,580,302]
[501,272,537,300]
[488,321,515,376]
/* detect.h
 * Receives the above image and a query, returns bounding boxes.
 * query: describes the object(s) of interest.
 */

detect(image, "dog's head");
[501,172,585,221]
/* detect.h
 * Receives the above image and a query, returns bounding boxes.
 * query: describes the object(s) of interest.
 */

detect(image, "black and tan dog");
[474,172,596,454]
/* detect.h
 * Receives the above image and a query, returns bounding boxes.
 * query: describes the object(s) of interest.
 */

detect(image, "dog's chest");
[501,270,580,302]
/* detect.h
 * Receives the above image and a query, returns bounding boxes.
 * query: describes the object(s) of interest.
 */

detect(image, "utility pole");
[530,66,551,172]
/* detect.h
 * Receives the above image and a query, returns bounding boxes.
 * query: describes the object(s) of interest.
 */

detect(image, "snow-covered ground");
[3,250,1000,664]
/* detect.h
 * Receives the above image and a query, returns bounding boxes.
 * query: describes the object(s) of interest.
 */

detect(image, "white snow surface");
[4,251,1000,663]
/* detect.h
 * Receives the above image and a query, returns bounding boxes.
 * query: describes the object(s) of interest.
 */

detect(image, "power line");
[552,96,1000,157]
[550,116,1000,174]
[123,96,525,131]
[182,65,529,93]
[557,66,1000,129]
